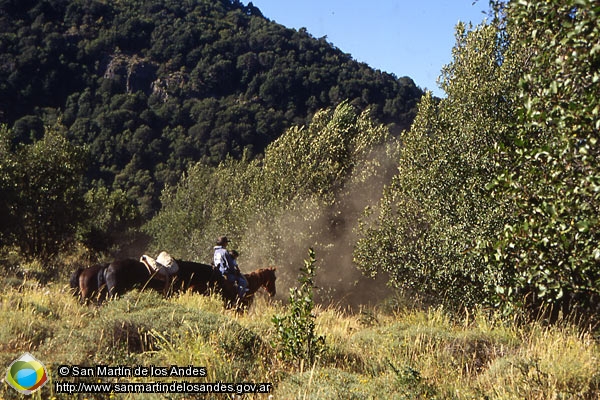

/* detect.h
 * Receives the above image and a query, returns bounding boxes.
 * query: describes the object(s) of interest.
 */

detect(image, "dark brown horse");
[70,263,109,304]
[171,260,223,294]
[221,267,277,309]
[104,258,223,299]
[104,259,164,298]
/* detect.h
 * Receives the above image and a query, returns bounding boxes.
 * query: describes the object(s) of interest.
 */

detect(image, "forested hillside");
[0,0,423,217]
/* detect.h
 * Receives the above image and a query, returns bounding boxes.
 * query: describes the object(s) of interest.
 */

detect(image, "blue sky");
[245,1,489,97]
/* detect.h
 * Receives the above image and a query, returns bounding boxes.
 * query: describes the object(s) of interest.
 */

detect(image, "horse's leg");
[95,284,106,305]
[221,277,238,309]
[162,277,172,298]
[79,274,89,305]
[245,295,254,309]
[191,282,208,295]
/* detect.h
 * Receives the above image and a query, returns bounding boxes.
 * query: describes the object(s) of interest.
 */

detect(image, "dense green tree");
[487,0,600,320]
[0,124,87,258]
[146,101,397,294]
[353,20,522,309]
[77,186,140,252]
[12,115,44,143]
[145,155,257,261]
[0,125,18,246]
[354,1,600,321]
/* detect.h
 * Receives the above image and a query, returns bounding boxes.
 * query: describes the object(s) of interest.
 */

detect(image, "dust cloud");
[240,144,400,311]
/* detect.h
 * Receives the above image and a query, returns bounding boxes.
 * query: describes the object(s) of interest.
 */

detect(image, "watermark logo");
[6,352,48,395]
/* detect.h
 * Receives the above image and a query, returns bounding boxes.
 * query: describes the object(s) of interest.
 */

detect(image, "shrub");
[272,248,325,365]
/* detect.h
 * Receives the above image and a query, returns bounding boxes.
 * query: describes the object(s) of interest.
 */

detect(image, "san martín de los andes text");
[59,364,207,378]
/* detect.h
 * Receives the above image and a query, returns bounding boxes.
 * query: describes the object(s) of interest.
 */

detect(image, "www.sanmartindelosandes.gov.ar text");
[53,363,272,395]
[54,380,273,395]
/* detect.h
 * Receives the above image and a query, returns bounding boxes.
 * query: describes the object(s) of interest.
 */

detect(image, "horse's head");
[260,267,277,297]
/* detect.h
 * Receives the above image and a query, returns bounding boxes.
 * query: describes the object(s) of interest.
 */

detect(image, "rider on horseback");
[213,236,248,302]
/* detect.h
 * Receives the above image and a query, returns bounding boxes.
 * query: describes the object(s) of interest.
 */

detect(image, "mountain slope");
[0,0,423,214]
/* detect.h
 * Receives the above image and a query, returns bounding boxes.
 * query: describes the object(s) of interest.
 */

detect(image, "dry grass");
[0,279,598,399]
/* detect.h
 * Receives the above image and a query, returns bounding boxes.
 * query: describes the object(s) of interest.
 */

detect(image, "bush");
[273,248,325,365]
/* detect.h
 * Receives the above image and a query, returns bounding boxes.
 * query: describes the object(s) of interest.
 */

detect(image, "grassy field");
[0,276,599,399]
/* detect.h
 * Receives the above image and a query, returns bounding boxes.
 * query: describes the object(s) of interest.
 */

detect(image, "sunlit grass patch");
[0,281,598,399]
[477,323,600,399]
[0,281,82,360]
[170,289,224,314]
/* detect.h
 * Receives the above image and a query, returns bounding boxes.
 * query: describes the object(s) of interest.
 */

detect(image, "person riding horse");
[213,236,248,303]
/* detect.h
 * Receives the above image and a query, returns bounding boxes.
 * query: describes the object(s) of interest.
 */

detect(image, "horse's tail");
[97,265,107,288]
[96,264,110,304]
[104,262,119,299]
[69,266,84,296]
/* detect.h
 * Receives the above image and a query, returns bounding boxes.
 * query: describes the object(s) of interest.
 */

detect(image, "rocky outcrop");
[103,53,157,95]
[150,70,190,102]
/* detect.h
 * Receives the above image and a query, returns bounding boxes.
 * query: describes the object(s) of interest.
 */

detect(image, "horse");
[97,258,275,311]
[171,260,223,294]
[221,267,277,310]
[69,263,110,304]
[245,267,277,299]
[104,258,223,299]
[104,258,169,299]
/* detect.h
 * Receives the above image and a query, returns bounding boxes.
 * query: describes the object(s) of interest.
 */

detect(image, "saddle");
[140,251,179,281]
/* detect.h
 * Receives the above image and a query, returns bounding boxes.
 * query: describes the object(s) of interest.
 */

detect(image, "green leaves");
[354,20,519,310]
[1,124,88,259]
[487,0,600,321]
[272,248,325,365]
[1,0,423,223]
[147,101,395,266]
[353,1,600,324]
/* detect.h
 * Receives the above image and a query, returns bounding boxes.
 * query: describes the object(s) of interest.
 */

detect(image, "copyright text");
[57,364,206,378]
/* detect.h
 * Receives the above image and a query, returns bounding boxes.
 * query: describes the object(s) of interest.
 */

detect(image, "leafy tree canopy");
[486,0,600,321]
[354,0,600,322]
[0,123,87,259]
[353,20,521,309]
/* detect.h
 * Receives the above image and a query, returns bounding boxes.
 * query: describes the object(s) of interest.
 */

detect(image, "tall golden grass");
[0,281,598,399]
